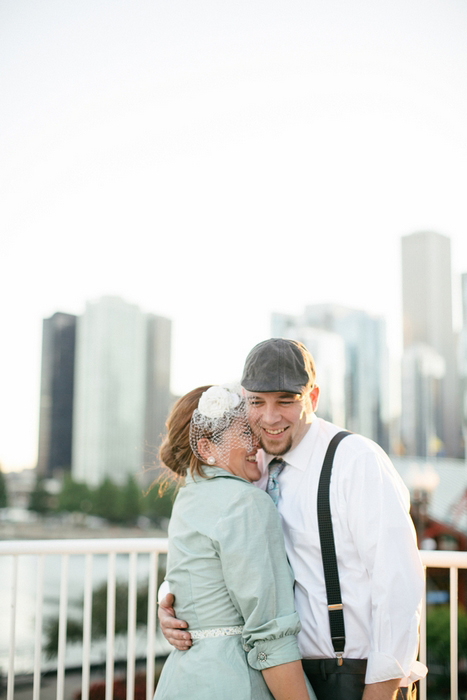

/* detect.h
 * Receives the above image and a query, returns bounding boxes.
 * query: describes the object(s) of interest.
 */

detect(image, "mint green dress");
[154,467,315,699]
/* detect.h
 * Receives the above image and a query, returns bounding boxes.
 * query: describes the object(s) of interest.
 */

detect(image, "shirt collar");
[263,414,319,472]
[185,465,251,485]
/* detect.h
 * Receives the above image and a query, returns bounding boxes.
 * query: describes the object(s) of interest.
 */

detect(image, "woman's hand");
[158,593,192,650]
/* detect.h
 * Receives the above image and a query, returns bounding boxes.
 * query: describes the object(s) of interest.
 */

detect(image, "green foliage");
[28,476,50,514]
[426,604,467,665]
[50,473,177,524]
[142,481,178,520]
[92,478,122,522]
[119,476,143,523]
[44,616,83,659]
[57,476,92,513]
[0,467,7,508]
[44,580,152,658]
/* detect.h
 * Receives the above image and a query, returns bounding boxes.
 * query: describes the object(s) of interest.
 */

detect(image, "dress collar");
[263,415,320,472]
[185,465,252,485]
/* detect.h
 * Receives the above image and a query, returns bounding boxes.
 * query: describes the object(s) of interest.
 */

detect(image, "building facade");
[36,312,77,477]
[72,297,171,486]
[401,231,461,457]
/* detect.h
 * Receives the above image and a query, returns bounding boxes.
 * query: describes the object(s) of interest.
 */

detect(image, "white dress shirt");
[256,417,427,686]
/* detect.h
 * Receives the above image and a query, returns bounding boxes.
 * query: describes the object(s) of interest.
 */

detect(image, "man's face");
[245,388,319,456]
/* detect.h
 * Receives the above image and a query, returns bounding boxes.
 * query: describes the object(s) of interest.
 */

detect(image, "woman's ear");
[197,438,213,461]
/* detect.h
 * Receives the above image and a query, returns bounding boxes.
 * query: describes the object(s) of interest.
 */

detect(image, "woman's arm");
[262,660,311,700]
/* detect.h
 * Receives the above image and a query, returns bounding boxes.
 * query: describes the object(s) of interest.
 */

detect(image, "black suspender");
[316,430,351,665]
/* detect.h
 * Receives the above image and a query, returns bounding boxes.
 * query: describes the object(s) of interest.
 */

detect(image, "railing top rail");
[0,539,465,566]
[0,537,169,556]
[420,550,467,568]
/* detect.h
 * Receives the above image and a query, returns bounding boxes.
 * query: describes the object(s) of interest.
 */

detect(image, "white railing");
[0,541,466,700]
[419,550,467,700]
[0,538,168,700]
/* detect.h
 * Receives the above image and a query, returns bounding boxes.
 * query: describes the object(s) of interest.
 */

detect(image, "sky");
[1,0,467,471]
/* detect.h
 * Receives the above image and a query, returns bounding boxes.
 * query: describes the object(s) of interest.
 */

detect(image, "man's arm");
[158,593,192,650]
[363,679,400,700]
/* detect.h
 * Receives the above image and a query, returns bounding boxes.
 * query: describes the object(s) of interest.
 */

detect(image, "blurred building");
[272,304,389,447]
[36,312,77,477]
[72,297,171,486]
[459,273,467,452]
[401,344,445,457]
[401,231,461,457]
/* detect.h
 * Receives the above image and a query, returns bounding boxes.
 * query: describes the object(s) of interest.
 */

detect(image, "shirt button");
[258,651,267,662]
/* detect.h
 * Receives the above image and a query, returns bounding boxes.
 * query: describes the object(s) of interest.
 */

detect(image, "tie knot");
[268,458,287,480]
[267,459,286,506]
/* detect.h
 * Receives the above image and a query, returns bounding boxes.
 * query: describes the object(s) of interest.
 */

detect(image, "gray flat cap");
[241,338,315,394]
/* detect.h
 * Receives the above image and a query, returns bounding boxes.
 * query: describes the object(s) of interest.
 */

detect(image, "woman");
[154,384,315,700]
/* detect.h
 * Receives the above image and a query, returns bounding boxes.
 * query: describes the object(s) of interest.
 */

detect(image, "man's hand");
[362,679,401,700]
[158,593,192,650]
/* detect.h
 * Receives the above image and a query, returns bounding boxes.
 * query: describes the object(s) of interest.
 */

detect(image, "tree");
[119,477,143,524]
[44,580,151,658]
[57,476,93,513]
[92,478,121,522]
[0,466,7,508]
[28,476,50,515]
[142,480,178,521]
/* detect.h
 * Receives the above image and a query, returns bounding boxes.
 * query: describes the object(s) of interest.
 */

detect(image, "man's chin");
[260,436,293,456]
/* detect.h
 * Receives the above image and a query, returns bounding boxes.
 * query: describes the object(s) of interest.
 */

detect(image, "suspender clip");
[336,653,343,667]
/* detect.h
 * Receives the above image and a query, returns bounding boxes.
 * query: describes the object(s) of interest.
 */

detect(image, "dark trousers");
[302,659,416,700]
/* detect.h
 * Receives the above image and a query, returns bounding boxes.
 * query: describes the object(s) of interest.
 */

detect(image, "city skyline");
[2,0,467,470]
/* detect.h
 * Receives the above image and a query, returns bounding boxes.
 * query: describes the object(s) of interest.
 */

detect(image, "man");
[159,338,427,700]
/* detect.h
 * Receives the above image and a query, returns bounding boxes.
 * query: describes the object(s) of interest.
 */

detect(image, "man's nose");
[262,404,281,424]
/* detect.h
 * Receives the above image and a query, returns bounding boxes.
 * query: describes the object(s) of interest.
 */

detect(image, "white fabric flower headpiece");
[197,385,241,418]
[189,384,252,463]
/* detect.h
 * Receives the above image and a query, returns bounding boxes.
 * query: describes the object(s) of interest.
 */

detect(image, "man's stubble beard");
[260,433,293,456]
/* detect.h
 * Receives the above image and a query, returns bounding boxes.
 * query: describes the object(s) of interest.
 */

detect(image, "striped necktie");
[267,458,287,506]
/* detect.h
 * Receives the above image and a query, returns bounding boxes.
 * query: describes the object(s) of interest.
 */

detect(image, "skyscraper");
[401,231,461,457]
[72,297,171,486]
[37,312,77,477]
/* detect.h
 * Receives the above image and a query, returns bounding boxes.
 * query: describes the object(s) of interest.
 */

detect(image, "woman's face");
[212,419,261,482]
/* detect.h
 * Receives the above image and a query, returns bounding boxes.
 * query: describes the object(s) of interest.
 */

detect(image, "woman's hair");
[159,385,212,479]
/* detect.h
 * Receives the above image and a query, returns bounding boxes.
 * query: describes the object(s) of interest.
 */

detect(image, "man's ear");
[197,438,213,461]
[310,386,320,412]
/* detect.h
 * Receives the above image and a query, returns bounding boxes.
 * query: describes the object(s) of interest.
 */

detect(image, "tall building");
[72,297,171,486]
[401,344,445,457]
[37,312,77,477]
[459,273,467,450]
[401,231,461,456]
[272,304,389,447]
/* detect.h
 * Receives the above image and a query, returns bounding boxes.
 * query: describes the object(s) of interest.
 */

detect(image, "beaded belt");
[190,625,244,640]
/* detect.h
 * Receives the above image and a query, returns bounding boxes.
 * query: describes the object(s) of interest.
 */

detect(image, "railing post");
[127,552,138,700]
[146,551,158,700]
[450,566,458,700]
[57,554,69,700]
[33,555,45,700]
[106,551,116,700]
[419,566,427,700]
[82,553,93,700]
[7,555,18,700]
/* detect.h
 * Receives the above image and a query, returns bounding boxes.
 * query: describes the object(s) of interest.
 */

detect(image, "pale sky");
[1,0,467,471]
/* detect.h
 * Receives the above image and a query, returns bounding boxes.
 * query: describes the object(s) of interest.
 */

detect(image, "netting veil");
[189,385,253,466]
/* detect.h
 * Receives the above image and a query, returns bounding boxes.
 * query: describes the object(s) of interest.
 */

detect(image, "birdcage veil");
[189,384,253,465]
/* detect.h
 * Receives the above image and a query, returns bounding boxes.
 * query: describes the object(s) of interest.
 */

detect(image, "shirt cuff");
[157,580,171,604]
[246,635,302,671]
[365,652,428,686]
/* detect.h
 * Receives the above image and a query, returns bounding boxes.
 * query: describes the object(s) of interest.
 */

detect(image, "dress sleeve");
[212,487,303,671]
[343,445,427,686]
